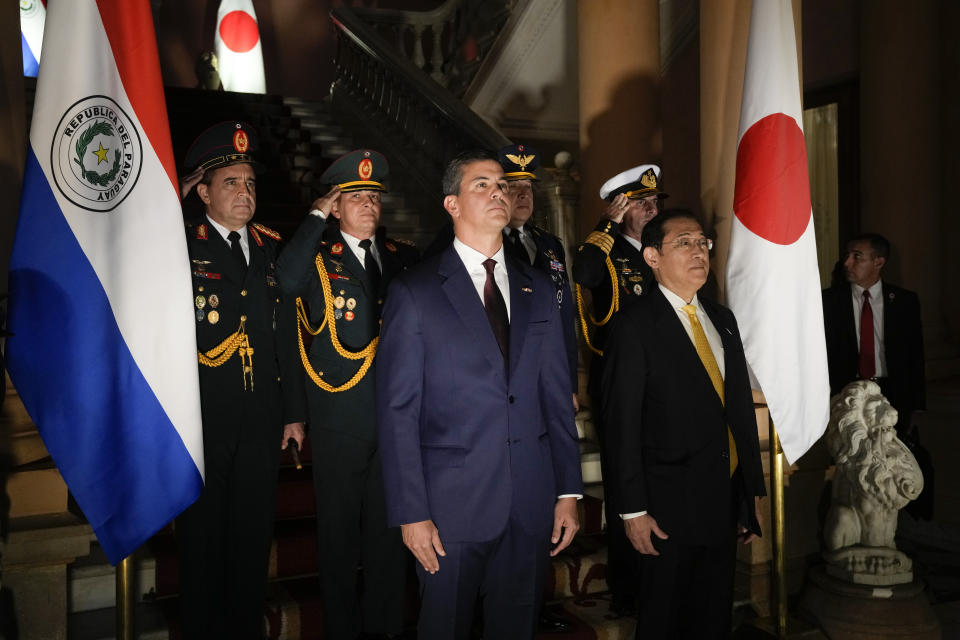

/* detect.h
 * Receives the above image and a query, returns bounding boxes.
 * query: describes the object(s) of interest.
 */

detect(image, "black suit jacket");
[275,214,419,442]
[601,286,764,546]
[822,281,926,419]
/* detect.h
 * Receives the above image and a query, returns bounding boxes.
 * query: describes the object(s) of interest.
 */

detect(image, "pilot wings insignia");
[506,153,536,171]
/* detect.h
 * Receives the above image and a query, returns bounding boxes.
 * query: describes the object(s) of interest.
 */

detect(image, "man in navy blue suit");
[376,149,583,639]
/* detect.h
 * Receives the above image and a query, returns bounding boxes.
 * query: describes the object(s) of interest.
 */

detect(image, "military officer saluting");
[571,163,666,617]
[276,150,418,640]
[177,121,307,639]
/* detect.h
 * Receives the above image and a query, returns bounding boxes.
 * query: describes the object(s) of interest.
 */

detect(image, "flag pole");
[116,554,135,639]
[769,418,788,638]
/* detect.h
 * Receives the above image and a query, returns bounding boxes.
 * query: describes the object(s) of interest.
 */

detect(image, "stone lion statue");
[822,380,923,585]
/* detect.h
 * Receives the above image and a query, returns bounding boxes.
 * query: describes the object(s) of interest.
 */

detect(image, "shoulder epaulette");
[249,226,264,247]
[251,222,282,241]
[584,230,614,254]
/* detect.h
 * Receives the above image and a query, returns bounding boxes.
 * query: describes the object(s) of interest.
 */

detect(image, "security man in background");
[276,150,419,639]
[571,164,666,616]
[177,121,307,639]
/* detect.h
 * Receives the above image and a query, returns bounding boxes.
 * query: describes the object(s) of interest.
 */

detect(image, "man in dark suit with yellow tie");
[601,210,765,638]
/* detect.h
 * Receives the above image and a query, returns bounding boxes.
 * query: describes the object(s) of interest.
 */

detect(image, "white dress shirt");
[503,225,536,264]
[206,215,249,264]
[851,280,887,377]
[452,237,511,320]
[621,283,725,520]
[340,229,382,272]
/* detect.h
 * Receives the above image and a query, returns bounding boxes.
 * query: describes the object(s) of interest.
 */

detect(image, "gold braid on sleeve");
[575,256,620,356]
[296,253,377,392]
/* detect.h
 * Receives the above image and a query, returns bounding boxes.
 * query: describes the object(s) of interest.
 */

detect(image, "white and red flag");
[215,0,266,93]
[726,0,829,464]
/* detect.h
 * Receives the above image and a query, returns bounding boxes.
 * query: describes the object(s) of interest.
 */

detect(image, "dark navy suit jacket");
[376,244,583,542]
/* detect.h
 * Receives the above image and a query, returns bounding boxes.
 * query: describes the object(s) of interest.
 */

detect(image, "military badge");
[385,241,397,253]
[344,310,355,321]
[233,128,249,153]
[640,168,657,190]
[521,287,533,293]
[196,309,205,322]
[208,310,220,324]
[346,298,357,310]
[549,260,565,272]
[334,296,346,309]
[358,157,373,180]
[196,224,208,240]
[334,309,344,320]
[195,295,206,309]
[208,294,219,308]
[193,270,222,280]
[633,284,643,295]
[331,243,343,256]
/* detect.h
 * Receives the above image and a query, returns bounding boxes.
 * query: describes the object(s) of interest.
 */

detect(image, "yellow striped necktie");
[682,304,738,476]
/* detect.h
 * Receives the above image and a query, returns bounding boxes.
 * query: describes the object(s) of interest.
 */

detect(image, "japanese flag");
[726,0,830,464]
[215,0,266,93]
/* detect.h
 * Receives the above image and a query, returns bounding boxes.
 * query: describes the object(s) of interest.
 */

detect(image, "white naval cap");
[599,163,668,201]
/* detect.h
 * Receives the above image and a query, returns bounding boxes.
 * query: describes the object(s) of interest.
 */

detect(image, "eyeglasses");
[666,237,713,252]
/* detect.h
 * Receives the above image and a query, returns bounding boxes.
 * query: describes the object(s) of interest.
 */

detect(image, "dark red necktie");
[858,289,875,379]
[482,258,509,360]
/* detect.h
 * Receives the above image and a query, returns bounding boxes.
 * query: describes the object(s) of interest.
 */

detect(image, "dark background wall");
[156,0,441,101]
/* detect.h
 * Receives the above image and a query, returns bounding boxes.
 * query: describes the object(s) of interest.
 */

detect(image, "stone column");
[576,0,661,239]
[861,2,945,353]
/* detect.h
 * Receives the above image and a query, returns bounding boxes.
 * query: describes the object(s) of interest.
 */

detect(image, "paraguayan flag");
[6,0,204,564]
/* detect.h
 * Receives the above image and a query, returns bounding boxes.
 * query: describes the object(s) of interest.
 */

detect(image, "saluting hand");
[310,186,341,218]
[602,194,630,224]
[180,167,204,199]
[624,513,669,555]
[401,519,446,574]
